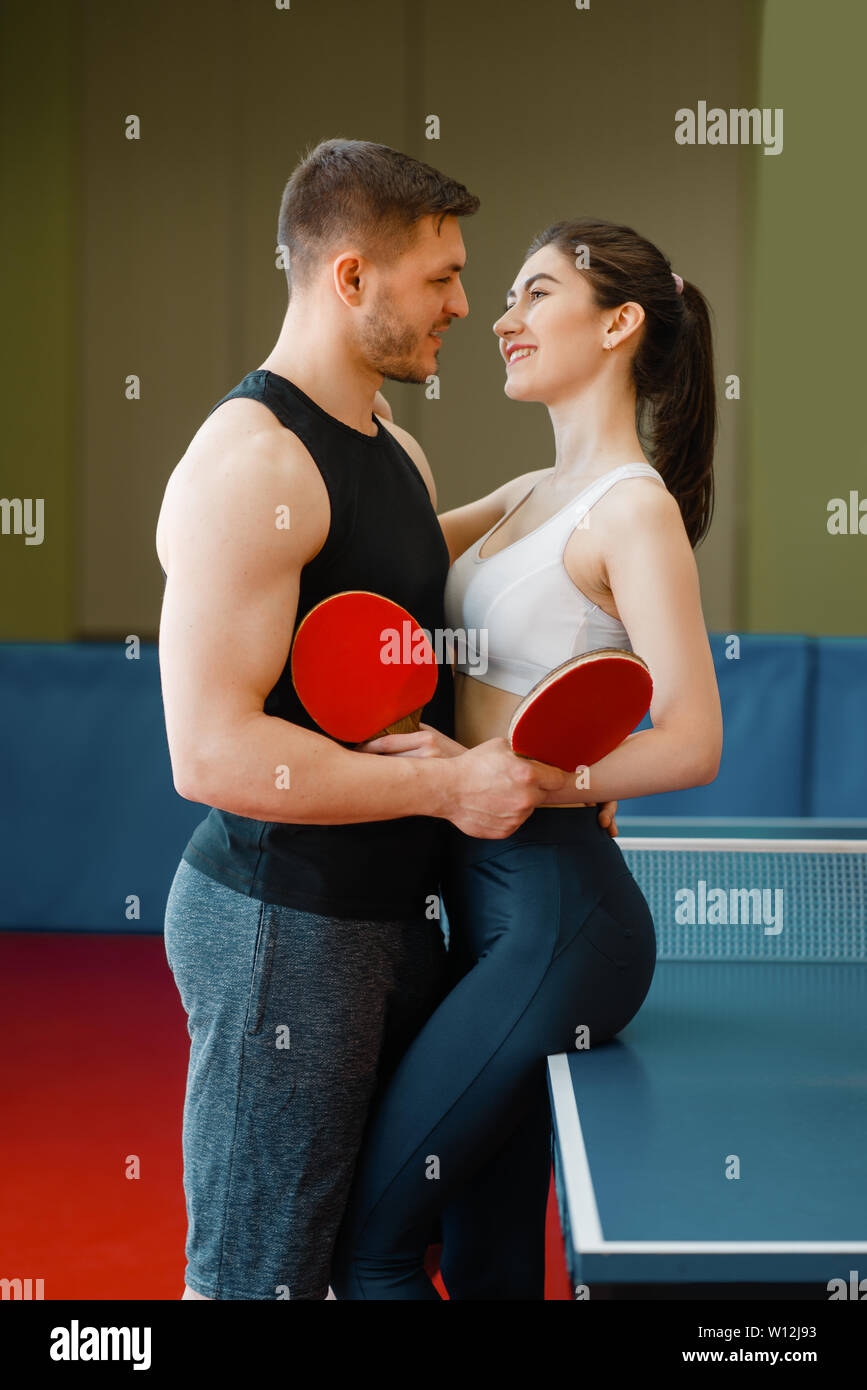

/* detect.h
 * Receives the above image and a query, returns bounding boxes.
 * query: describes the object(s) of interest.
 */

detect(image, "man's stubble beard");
[357,290,434,385]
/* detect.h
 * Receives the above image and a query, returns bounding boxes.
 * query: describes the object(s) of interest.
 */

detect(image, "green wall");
[5,1,860,641]
[746,0,866,634]
[0,4,78,638]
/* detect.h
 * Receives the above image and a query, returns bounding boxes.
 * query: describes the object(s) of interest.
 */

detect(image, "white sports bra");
[443,462,666,697]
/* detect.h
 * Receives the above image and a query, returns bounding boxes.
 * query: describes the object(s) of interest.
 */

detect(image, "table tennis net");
[618,839,867,962]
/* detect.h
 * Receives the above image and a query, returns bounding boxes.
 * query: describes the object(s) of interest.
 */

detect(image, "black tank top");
[181,369,454,920]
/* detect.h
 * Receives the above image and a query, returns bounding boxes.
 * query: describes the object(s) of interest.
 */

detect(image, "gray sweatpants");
[163,858,447,1299]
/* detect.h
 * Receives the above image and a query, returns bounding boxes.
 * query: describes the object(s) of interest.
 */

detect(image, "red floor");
[0,931,570,1300]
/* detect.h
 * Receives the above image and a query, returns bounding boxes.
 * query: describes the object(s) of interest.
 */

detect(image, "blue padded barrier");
[615,634,815,818]
[1,635,864,931]
[810,638,867,818]
[1,643,203,932]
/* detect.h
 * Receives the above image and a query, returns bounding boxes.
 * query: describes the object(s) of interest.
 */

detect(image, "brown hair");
[526,219,717,547]
[278,138,480,294]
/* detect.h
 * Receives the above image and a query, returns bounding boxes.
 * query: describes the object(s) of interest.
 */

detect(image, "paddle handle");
[364,706,424,741]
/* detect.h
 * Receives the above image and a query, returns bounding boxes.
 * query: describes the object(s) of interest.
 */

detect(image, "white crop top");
[442,462,666,697]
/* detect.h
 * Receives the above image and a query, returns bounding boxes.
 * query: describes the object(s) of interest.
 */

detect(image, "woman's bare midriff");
[453,669,593,809]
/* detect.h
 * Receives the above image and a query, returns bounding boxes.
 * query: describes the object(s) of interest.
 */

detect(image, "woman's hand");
[598,801,618,838]
[357,721,466,759]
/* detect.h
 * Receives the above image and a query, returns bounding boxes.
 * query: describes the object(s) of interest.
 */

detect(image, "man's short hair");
[277,138,480,293]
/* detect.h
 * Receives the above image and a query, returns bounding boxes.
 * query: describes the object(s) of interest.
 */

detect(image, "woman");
[330,218,723,1300]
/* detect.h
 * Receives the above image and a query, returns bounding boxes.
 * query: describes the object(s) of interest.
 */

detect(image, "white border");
[617,838,867,854]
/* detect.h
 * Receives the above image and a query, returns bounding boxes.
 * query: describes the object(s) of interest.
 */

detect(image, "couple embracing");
[157,137,722,1300]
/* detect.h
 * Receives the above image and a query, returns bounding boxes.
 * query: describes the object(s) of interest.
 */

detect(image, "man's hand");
[443,738,572,839]
[360,726,619,837]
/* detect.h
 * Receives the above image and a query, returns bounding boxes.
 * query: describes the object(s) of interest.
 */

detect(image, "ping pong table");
[547,818,867,1291]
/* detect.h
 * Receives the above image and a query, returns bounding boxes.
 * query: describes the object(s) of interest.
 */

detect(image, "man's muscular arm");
[157,405,564,836]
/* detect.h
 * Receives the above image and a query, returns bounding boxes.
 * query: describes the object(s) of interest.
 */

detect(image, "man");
[157,138,588,1301]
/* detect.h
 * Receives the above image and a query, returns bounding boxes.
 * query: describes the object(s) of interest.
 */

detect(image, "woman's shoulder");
[589,469,688,554]
[593,467,676,517]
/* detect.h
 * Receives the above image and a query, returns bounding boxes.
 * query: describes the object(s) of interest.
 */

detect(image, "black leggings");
[331,807,657,1300]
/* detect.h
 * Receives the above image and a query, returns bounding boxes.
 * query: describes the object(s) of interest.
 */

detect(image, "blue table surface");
[549,958,867,1283]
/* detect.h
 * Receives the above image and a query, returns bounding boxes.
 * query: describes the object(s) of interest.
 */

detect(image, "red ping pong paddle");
[508,648,652,773]
[290,590,438,745]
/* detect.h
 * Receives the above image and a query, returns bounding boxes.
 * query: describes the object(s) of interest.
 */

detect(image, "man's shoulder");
[195,392,305,455]
[172,394,321,491]
[156,396,328,572]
